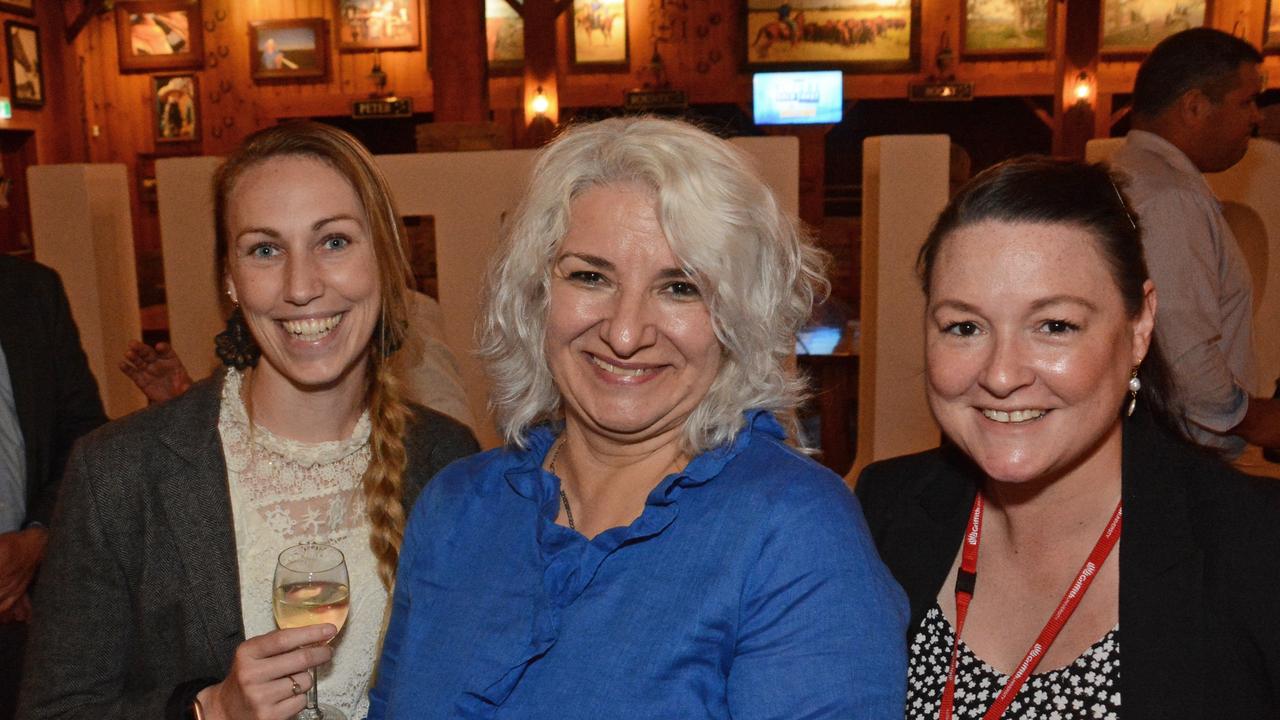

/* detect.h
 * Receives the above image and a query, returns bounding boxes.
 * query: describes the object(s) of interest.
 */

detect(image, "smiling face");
[546,183,723,446]
[924,220,1155,485]
[225,155,381,398]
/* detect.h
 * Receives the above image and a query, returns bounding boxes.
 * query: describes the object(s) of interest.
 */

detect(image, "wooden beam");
[1053,0,1101,158]
[430,0,491,122]
[64,0,107,44]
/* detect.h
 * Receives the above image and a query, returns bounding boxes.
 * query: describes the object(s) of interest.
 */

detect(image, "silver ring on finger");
[290,675,302,696]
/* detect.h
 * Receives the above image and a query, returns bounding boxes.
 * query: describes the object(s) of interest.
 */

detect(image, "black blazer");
[17,376,480,720]
[0,256,106,526]
[855,410,1280,719]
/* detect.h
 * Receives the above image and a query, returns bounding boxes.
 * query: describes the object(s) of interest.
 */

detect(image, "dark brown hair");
[918,155,1191,440]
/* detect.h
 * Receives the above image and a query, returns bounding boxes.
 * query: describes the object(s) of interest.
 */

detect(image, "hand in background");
[120,340,193,404]
[0,528,45,617]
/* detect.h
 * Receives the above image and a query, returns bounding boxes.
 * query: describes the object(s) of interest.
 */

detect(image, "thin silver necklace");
[548,436,575,530]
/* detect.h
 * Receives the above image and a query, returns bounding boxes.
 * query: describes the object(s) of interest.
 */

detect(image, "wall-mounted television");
[752,71,844,126]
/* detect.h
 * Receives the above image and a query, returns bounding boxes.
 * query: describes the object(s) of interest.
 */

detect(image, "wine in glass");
[274,543,350,720]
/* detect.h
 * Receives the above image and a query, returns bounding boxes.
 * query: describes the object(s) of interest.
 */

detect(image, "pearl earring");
[1126,369,1142,417]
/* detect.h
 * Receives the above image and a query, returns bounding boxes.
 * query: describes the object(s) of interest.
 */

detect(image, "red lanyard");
[938,493,1122,720]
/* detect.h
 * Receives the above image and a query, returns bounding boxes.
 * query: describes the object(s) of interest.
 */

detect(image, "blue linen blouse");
[369,411,908,719]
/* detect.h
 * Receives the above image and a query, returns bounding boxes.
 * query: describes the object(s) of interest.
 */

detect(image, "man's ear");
[1176,87,1214,128]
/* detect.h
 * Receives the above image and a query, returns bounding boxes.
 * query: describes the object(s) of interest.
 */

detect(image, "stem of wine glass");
[298,667,321,720]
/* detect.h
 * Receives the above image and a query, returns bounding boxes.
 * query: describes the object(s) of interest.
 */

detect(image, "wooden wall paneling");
[0,2,83,167]
[429,0,487,121]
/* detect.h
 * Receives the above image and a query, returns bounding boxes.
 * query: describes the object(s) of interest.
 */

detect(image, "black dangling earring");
[215,305,261,369]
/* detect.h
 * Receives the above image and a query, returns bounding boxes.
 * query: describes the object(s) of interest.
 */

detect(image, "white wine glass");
[274,543,350,720]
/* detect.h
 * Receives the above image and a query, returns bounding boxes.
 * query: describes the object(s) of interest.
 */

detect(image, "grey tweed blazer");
[17,376,479,720]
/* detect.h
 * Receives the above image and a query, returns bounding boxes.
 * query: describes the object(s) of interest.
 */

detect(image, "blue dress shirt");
[370,411,908,719]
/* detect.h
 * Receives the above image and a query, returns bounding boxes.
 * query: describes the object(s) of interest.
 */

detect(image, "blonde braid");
[362,353,412,591]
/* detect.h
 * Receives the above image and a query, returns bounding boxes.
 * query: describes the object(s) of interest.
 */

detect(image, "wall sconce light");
[531,86,550,116]
[1072,71,1093,106]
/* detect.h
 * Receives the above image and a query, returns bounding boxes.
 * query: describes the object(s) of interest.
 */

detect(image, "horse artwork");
[571,0,628,66]
[745,0,915,69]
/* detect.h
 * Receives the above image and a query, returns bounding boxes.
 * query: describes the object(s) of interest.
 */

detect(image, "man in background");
[1112,27,1279,458]
[0,255,107,718]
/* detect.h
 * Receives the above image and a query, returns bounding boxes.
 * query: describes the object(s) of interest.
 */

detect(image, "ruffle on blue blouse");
[456,410,785,716]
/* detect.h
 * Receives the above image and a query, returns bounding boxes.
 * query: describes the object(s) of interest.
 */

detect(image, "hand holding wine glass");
[273,542,350,720]
[195,624,336,720]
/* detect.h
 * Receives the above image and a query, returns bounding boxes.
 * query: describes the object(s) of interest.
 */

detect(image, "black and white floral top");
[906,603,1121,720]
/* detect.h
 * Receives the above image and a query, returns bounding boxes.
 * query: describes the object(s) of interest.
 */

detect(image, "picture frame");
[961,0,1052,57]
[335,0,421,51]
[251,18,329,81]
[1265,0,1280,50]
[1100,0,1209,55]
[5,21,41,108]
[0,1,34,17]
[570,0,628,70]
[152,73,199,144]
[744,0,918,72]
[115,1,203,73]
[486,0,524,74]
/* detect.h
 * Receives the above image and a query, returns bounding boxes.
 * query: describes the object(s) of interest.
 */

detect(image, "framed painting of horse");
[570,0,629,70]
[744,0,919,71]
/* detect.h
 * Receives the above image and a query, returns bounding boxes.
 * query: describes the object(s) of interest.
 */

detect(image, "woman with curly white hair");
[369,116,908,719]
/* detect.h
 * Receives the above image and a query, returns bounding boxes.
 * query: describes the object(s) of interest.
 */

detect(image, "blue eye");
[322,235,350,251]
[249,244,279,259]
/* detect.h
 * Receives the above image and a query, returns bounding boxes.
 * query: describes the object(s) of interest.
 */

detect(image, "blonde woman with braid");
[18,122,478,720]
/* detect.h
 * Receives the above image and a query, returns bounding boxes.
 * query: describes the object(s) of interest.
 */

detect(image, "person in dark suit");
[0,255,106,720]
[855,157,1280,718]
[18,123,479,720]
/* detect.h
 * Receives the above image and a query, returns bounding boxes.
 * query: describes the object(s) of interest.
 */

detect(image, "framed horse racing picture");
[570,0,628,70]
[744,0,919,71]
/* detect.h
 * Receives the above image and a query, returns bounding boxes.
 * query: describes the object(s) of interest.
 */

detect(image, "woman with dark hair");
[855,156,1280,718]
[18,122,478,720]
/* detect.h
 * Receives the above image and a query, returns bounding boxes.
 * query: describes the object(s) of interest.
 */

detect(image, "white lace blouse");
[219,368,385,719]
